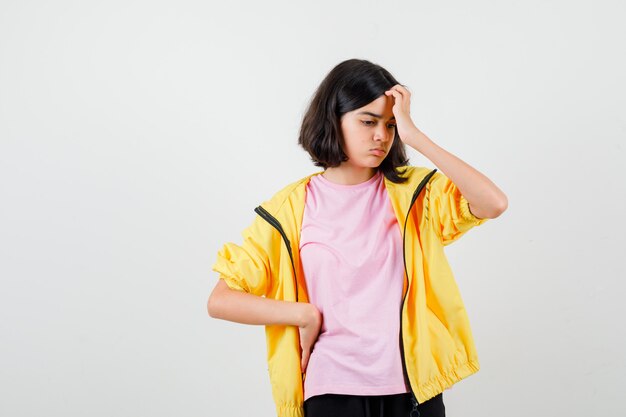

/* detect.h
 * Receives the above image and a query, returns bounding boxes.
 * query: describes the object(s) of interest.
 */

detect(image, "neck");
[322,166,378,185]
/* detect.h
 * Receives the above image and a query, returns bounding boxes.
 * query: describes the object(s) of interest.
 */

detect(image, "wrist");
[405,129,434,154]
[296,302,320,328]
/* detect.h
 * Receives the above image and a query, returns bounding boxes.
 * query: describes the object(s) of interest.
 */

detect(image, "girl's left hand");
[384,84,419,143]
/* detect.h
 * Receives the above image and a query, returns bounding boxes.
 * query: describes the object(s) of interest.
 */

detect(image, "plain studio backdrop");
[1,1,624,416]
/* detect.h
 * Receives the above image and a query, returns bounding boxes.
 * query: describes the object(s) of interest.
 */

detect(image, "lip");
[369,148,385,156]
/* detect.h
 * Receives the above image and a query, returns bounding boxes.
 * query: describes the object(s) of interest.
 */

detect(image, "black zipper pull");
[410,395,420,417]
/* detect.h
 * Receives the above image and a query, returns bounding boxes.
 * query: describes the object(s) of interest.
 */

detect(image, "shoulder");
[403,165,436,179]
[384,165,438,192]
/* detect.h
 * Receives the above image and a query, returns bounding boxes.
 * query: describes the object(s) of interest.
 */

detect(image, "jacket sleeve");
[211,213,275,297]
[426,171,490,246]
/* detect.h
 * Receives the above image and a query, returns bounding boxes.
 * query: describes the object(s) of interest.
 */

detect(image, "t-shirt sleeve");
[426,171,489,246]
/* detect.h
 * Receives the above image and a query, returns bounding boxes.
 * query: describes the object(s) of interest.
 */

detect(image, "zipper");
[254,205,299,302]
[253,204,305,382]
[399,168,438,416]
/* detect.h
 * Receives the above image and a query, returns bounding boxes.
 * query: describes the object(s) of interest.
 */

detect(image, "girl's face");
[339,95,396,169]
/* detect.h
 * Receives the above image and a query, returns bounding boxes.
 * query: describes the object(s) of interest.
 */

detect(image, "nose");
[373,123,392,142]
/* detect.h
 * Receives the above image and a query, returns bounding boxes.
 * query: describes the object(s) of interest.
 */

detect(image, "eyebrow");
[356,111,396,121]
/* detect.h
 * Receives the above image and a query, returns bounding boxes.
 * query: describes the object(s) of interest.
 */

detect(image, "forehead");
[351,95,395,118]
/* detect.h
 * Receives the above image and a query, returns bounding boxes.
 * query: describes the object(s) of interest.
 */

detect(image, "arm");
[207,278,319,327]
[404,129,508,219]
[385,85,508,219]
[209,212,322,370]
[207,278,322,371]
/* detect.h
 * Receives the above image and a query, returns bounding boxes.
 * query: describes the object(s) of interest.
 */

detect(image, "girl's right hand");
[298,303,322,373]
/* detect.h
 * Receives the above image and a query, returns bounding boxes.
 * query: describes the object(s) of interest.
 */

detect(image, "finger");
[394,84,410,93]
[301,350,310,371]
[385,89,402,100]
[388,87,411,108]
[391,85,410,99]
[388,90,406,107]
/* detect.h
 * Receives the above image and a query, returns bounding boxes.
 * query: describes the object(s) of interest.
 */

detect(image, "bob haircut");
[298,58,410,184]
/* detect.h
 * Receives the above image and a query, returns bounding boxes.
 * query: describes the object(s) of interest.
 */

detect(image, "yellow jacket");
[211,165,490,417]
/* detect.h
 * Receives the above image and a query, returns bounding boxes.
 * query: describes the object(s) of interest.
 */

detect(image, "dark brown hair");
[298,58,410,184]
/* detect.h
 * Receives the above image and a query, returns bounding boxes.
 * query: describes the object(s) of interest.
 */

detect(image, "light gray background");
[1,1,624,416]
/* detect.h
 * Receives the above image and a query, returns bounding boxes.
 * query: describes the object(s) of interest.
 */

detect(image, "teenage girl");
[208,58,507,417]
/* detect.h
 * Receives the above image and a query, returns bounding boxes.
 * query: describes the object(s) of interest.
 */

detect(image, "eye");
[388,124,397,129]
[362,120,375,126]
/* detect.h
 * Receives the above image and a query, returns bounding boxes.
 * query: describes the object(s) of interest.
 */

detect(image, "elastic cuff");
[217,273,246,292]
[459,194,489,225]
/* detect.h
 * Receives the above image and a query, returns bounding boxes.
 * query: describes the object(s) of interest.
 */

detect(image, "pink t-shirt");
[299,170,410,401]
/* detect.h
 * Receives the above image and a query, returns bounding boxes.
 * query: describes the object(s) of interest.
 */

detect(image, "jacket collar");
[257,166,437,231]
